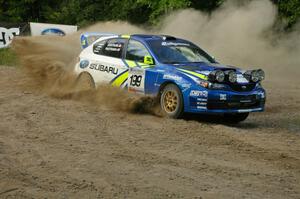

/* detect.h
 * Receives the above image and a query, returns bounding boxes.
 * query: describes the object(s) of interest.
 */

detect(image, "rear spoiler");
[80,32,117,49]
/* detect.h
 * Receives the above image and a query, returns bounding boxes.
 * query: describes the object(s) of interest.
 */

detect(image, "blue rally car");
[75,33,266,122]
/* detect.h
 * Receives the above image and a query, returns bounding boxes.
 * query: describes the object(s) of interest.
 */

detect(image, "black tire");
[75,72,95,92]
[160,84,184,118]
[223,112,249,123]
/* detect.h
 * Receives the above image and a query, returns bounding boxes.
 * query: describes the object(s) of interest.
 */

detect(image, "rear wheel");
[75,72,95,92]
[160,84,184,118]
[223,112,249,123]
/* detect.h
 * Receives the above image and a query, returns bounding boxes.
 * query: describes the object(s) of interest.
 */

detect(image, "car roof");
[131,34,162,40]
[94,34,192,46]
[130,34,187,42]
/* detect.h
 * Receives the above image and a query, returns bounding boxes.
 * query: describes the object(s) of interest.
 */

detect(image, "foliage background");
[0,0,299,28]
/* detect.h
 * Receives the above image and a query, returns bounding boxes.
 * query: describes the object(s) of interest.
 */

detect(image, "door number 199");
[129,75,142,87]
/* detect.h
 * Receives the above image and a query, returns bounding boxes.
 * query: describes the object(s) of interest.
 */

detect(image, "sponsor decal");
[30,22,77,36]
[161,41,190,46]
[197,98,207,102]
[107,43,122,48]
[79,60,89,69]
[220,94,227,101]
[89,63,118,74]
[163,74,183,81]
[198,71,210,75]
[177,69,208,81]
[41,28,65,36]
[190,90,208,98]
[190,96,207,109]
[105,42,123,52]
[128,67,145,93]
[129,74,142,87]
[181,83,192,92]
[93,41,106,54]
[0,27,20,48]
[181,83,191,88]
[105,47,121,52]
[128,87,139,92]
[110,70,129,87]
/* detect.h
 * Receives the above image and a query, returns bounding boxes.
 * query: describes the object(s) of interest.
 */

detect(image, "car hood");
[171,62,238,73]
[163,62,249,84]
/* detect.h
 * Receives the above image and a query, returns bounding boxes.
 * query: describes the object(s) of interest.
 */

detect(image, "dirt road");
[0,65,299,198]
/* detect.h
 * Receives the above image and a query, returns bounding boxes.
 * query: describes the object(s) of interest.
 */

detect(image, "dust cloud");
[160,0,300,81]
[12,0,300,114]
[12,36,159,115]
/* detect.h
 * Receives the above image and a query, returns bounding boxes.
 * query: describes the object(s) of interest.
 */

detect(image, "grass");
[0,48,18,66]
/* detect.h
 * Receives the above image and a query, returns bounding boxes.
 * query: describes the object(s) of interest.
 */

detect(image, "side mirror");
[144,55,154,65]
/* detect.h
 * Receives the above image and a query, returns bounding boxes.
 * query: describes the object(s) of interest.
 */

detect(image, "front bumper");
[185,88,266,114]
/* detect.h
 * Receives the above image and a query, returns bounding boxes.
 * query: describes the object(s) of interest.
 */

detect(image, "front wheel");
[160,84,184,118]
[223,112,249,123]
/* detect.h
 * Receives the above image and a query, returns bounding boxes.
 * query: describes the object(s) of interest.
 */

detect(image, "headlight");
[257,69,265,81]
[209,70,225,83]
[225,70,237,83]
[251,70,260,82]
[216,71,225,82]
[243,69,265,83]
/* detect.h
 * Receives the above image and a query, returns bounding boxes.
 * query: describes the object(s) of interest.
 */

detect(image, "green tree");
[189,0,224,12]
[44,0,81,25]
[0,0,299,29]
[277,0,300,28]
[135,0,190,24]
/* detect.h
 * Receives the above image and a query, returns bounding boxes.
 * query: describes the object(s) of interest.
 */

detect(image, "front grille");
[207,95,265,110]
[231,94,257,101]
[229,83,256,92]
[207,101,262,110]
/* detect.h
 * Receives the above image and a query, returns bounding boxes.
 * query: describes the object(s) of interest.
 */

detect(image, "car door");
[87,37,129,86]
[125,39,156,94]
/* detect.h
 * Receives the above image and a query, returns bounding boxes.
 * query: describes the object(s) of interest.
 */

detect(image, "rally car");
[75,33,266,122]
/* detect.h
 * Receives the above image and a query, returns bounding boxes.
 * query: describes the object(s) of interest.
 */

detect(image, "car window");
[126,39,151,63]
[93,40,106,55]
[147,40,216,64]
[93,38,126,58]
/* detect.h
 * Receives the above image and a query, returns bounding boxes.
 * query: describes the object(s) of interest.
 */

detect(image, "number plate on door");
[128,67,145,93]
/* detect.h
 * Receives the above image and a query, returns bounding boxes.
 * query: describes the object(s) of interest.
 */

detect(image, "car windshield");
[147,40,216,64]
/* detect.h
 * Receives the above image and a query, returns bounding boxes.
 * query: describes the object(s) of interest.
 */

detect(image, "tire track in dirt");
[1,65,300,198]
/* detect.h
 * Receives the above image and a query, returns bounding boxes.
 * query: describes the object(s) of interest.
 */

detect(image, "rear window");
[93,40,106,55]
[93,38,127,59]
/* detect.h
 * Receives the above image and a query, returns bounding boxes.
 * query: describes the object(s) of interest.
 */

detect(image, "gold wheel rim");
[163,91,178,113]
